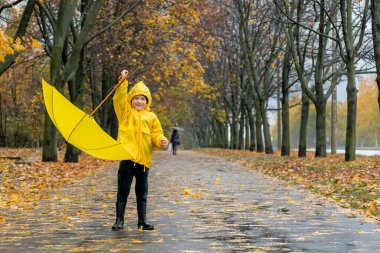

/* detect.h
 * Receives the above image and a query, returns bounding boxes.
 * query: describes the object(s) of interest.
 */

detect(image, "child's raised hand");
[160,139,168,148]
[120,70,128,80]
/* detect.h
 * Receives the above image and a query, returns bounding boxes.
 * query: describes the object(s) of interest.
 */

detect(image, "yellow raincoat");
[113,80,167,169]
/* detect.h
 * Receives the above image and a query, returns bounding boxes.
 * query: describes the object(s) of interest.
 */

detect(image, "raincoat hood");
[127,81,152,110]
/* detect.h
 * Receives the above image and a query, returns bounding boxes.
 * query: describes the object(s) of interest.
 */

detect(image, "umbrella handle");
[58,141,67,151]
[89,77,126,118]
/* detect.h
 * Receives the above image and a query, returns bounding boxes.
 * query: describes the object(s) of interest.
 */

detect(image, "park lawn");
[199,148,380,221]
[0,148,114,218]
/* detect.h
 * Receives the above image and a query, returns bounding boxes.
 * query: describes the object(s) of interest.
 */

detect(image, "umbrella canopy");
[42,79,129,160]
[170,126,184,131]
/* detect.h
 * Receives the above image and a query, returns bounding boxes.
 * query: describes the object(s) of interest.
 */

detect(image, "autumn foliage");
[0,148,114,219]
[102,0,215,128]
[0,22,42,62]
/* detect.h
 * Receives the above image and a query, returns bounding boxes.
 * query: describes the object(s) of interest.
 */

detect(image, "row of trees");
[271,79,380,149]
[0,0,216,161]
[194,0,380,161]
[1,0,380,162]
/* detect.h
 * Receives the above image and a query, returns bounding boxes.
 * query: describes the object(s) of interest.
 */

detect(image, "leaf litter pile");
[200,148,380,221]
[0,148,114,222]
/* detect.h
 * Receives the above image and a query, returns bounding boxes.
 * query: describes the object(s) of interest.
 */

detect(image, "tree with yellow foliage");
[0,0,39,75]
[87,0,215,141]
[356,78,380,147]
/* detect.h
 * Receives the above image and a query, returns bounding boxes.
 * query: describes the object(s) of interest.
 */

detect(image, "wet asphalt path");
[1,151,380,252]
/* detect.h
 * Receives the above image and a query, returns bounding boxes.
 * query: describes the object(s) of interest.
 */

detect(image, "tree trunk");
[314,0,327,158]
[340,0,369,161]
[234,116,239,149]
[281,90,290,156]
[216,122,223,148]
[372,0,380,111]
[42,0,77,162]
[223,120,229,148]
[42,113,58,162]
[298,93,310,157]
[281,45,291,156]
[64,144,79,163]
[229,117,233,149]
[277,84,281,150]
[245,116,250,150]
[345,60,357,161]
[331,2,338,154]
[260,102,273,154]
[255,102,264,152]
[238,105,245,150]
[315,104,327,157]
[331,86,337,154]
[246,106,256,151]
[231,113,238,149]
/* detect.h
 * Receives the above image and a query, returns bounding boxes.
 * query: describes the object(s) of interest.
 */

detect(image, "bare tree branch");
[273,0,339,42]
[0,0,24,15]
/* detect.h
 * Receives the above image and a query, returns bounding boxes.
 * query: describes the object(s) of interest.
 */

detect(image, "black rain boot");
[137,201,154,230]
[112,202,126,231]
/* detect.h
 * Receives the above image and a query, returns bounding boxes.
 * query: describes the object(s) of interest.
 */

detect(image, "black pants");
[116,160,149,204]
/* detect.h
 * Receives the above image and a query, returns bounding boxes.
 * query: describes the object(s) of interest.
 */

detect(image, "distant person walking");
[170,129,181,155]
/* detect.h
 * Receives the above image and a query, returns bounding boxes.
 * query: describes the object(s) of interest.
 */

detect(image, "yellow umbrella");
[42,79,128,160]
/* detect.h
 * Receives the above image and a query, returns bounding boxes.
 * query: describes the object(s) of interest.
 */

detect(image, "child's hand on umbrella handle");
[160,139,168,148]
[119,70,128,80]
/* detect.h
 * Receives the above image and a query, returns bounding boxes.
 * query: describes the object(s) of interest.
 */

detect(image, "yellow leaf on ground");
[183,188,191,195]
[76,209,87,215]
[59,215,69,220]
[192,192,201,198]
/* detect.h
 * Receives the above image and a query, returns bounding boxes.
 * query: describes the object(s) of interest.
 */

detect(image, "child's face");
[131,95,147,111]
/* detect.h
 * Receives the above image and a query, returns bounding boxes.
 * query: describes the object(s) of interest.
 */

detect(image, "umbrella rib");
[74,142,122,151]
[50,84,87,143]
[50,84,65,135]
[66,113,88,143]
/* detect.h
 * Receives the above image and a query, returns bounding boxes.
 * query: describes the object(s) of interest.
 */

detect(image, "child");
[112,70,168,231]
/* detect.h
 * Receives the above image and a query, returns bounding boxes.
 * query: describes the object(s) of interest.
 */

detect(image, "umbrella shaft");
[89,77,125,117]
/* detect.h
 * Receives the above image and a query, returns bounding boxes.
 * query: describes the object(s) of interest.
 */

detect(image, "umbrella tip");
[58,142,67,151]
